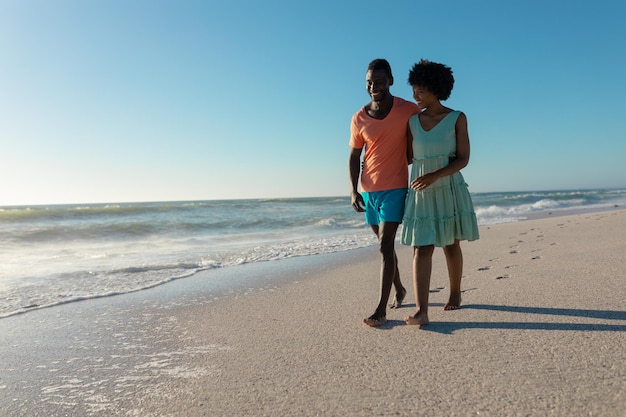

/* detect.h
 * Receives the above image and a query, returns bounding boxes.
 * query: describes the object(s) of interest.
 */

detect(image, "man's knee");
[378,239,395,257]
[378,222,399,254]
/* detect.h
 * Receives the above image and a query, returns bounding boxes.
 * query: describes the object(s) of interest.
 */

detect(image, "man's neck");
[367,95,394,119]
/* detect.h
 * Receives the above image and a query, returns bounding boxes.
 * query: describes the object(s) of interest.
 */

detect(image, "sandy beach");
[1,210,625,416]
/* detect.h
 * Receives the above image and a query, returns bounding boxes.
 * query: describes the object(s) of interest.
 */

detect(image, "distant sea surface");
[1,188,624,318]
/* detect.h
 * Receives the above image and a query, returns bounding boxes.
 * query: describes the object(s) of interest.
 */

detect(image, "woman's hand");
[410,173,439,191]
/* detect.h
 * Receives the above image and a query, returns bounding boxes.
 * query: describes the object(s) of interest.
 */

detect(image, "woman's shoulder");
[453,110,467,122]
[447,109,466,124]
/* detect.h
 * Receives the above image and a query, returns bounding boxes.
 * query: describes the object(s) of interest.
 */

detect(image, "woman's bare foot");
[444,292,462,310]
[404,311,429,326]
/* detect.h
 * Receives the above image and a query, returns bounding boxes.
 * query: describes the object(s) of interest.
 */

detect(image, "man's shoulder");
[352,104,367,118]
[351,105,369,125]
[393,96,419,109]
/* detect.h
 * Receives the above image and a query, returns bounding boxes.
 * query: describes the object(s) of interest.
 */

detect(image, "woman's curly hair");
[407,59,454,100]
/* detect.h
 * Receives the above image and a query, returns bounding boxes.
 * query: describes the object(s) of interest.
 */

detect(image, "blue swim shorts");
[362,188,408,225]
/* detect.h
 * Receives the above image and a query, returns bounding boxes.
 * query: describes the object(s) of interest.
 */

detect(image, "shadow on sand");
[370,303,626,333]
[417,303,626,334]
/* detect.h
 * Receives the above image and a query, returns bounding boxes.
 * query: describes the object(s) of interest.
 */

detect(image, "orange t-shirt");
[350,97,420,192]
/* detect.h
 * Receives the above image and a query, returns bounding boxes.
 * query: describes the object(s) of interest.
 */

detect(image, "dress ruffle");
[402,170,479,247]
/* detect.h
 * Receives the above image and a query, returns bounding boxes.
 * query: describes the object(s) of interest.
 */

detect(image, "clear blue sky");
[1,0,625,206]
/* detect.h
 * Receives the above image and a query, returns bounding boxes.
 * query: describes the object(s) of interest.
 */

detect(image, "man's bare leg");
[364,222,400,326]
[389,252,407,308]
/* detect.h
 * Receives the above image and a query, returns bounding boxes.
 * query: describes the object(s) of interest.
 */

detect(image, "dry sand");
[1,210,624,416]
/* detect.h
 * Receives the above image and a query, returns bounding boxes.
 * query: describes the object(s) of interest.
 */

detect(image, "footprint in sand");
[531,256,541,260]
[504,264,519,269]
[429,287,445,293]
[496,274,509,280]
[478,266,491,271]
[509,250,518,254]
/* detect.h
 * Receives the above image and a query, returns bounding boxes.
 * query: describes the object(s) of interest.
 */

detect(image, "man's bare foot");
[363,313,387,327]
[404,311,429,326]
[389,287,407,309]
[444,293,462,310]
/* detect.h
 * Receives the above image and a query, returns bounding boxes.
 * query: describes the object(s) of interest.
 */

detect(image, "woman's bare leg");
[405,245,434,326]
[443,239,463,310]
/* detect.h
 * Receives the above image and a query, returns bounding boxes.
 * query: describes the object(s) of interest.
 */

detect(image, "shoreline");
[2,203,621,320]
[512,203,623,221]
[1,209,625,416]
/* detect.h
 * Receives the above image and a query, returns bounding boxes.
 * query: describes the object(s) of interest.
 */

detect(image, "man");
[349,58,420,327]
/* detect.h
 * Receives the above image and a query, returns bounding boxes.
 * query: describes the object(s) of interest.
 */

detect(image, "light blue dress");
[401,111,480,247]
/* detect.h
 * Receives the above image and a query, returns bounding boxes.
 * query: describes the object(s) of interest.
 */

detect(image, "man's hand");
[351,191,366,212]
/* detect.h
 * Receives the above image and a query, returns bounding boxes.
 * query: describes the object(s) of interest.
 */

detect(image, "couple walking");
[348,58,480,327]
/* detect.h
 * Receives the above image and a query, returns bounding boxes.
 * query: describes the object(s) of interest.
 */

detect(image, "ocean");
[1,188,624,318]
